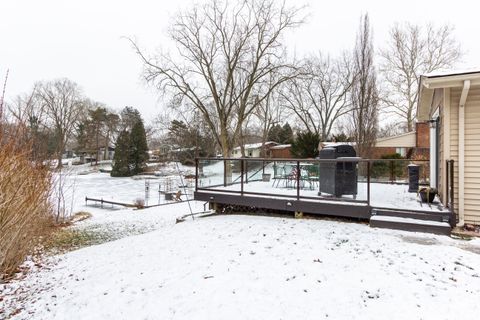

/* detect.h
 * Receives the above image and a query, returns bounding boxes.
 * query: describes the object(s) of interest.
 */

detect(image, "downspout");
[457,80,470,227]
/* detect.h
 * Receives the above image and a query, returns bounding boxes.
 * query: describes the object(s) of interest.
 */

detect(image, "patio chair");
[286,166,298,188]
[272,163,286,187]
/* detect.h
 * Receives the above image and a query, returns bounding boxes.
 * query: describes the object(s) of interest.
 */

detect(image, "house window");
[396,147,406,157]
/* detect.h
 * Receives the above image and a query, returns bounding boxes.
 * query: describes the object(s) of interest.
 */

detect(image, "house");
[270,144,292,158]
[231,142,278,158]
[98,146,115,160]
[373,122,430,159]
[417,69,480,226]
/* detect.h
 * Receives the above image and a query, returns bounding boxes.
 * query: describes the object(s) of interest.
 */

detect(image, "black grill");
[318,145,358,198]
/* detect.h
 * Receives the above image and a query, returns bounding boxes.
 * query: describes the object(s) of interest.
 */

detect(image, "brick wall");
[416,122,430,148]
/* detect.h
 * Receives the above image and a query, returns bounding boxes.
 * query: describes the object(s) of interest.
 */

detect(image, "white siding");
[449,85,480,224]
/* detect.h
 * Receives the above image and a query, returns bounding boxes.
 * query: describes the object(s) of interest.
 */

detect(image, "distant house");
[231,142,278,158]
[417,69,480,225]
[372,122,430,159]
[98,146,115,161]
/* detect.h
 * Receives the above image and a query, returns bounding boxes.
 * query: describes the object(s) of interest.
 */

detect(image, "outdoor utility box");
[318,145,358,198]
[407,164,420,193]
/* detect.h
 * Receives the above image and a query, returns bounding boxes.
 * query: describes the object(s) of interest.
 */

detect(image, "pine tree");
[129,119,149,174]
[290,131,320,158]
[111,130,132,177]
[279,123,294,144]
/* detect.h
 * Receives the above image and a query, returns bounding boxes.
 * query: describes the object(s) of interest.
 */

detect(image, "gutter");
[457,80,470,227]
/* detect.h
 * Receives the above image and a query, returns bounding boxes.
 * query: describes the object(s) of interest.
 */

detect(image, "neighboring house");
[372,122,430,159]
[270,144,292,158]
[98,146,115,160]
[231,142,278,158]
[417,69,480,225]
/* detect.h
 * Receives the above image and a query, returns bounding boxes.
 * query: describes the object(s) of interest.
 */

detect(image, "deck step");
[371,208,450,223]
[370,215,451,235]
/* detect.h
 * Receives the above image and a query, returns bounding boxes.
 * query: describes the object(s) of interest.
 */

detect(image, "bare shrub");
[0,128,54,279]
[134,198,145,209]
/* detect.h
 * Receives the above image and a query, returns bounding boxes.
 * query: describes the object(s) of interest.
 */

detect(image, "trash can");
[407,164,420,193]
[318,145,358,198]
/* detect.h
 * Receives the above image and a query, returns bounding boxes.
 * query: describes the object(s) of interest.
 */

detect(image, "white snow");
[2,166,480,320]
[3,214,480,320]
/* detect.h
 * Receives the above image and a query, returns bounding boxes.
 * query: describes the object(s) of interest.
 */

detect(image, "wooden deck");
[194,157,456,234]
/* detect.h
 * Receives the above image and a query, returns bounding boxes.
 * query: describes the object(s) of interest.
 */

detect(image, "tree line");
[136,0,462,159]
[4,78,148,176]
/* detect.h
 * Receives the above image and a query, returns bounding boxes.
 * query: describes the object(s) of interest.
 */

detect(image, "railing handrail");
[196,157,429,163]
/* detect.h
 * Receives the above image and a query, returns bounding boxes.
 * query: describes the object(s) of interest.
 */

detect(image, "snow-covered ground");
[2,164,480,320]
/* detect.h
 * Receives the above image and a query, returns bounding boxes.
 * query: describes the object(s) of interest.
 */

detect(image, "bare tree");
[282,53,354,141]
[37,78,85,168]
[130,0,304,158]
[350,14,379,158]
[253,84,284,157]
[379,23,462,131]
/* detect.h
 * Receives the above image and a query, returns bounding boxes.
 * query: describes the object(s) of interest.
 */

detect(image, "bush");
[371,153,405,179]
[0,130,54,279]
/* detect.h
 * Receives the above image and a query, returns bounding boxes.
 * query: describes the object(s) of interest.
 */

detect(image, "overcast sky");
[1,0,478,122]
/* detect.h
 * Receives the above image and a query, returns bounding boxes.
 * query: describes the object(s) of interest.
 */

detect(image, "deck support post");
[209,202,220,214]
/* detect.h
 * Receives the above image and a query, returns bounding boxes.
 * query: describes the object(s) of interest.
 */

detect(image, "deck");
[193,157,456,233]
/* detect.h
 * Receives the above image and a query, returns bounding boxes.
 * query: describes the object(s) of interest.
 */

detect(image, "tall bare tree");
[282,53,354,141]
[130,0,304,158]
[350,14,378,158]
[254,85,284,157]
[379,23,462,131]
[37,78,85,168]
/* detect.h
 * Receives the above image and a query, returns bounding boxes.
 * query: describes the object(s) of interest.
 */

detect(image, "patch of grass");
[43,228,113,254]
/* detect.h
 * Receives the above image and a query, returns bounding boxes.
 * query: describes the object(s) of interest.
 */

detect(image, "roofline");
[426,70,480,79]
[422,72,480,89]
[376,131,416,143]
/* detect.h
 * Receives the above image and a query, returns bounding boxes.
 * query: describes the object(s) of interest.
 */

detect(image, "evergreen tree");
[290,131,320,158]
[268,122,293,144]
[111,130,132,177]
[279,123,294,144]
[110,107,148,177]
[130,119,149,174]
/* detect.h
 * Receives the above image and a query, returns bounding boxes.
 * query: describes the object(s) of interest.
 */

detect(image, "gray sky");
[1,0,478,122]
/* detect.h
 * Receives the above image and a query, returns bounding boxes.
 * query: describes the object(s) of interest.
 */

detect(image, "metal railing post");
[241,159,244,195]
[450,160,455,212]
[390,160,394,183]
[195,158,199,191]
[223,160,227,187]
[245,160,248,184]
[367,161,371,206]
[445,160,449,207]
[296,160,300,200]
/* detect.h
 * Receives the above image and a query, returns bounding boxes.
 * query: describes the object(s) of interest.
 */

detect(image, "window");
[396,147,406,157]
